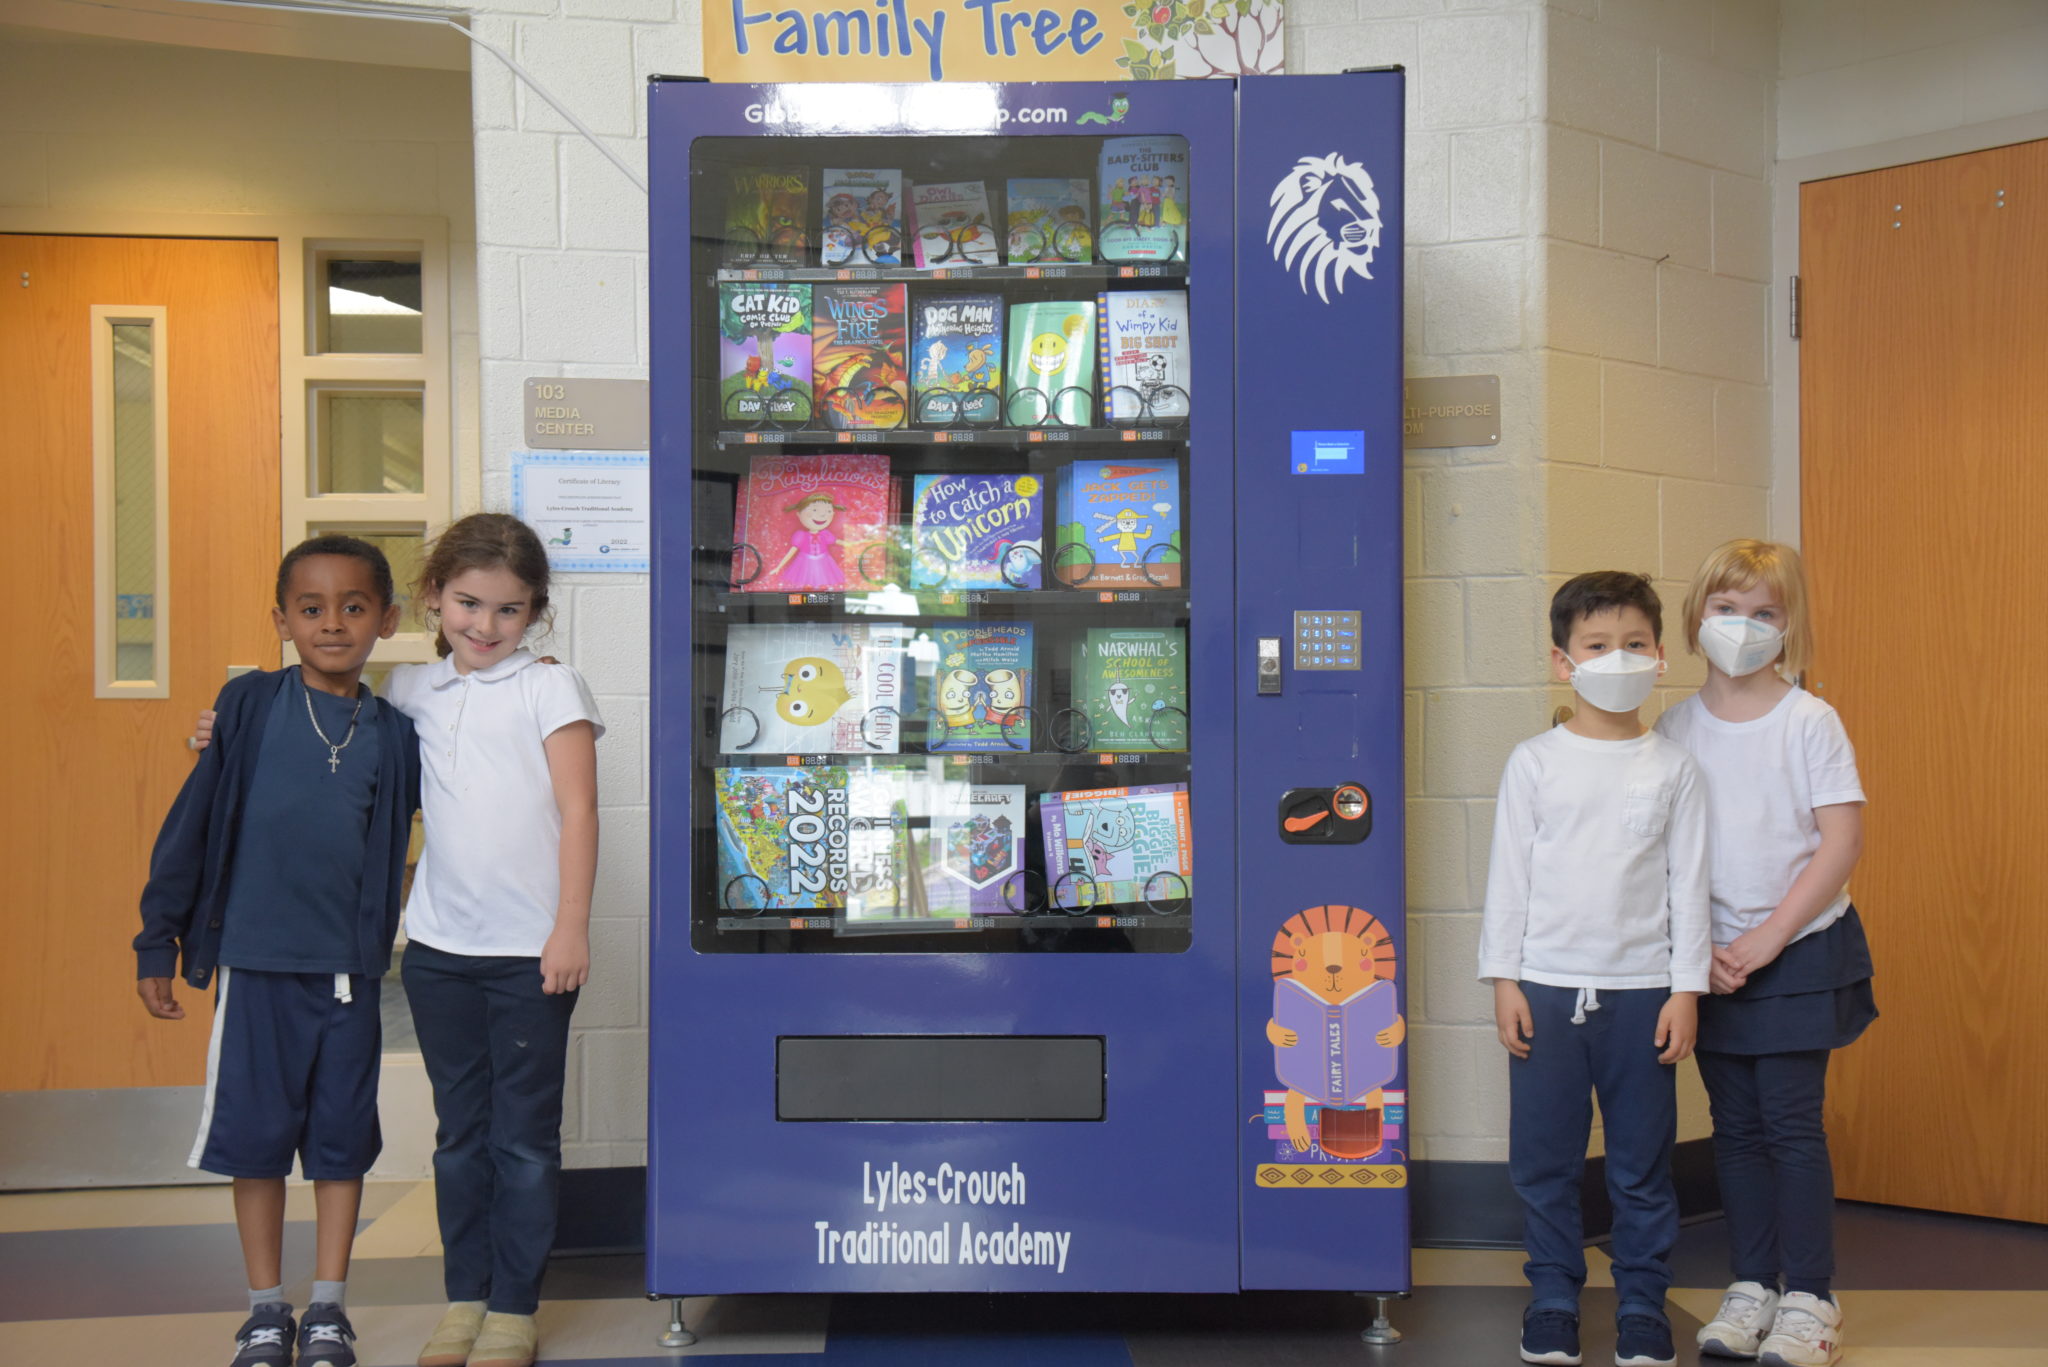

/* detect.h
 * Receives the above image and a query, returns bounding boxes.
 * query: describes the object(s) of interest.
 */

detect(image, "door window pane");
[313,387,425,495]
[111,322,158,683]
[321,257,422,354]
[309,525,425,621]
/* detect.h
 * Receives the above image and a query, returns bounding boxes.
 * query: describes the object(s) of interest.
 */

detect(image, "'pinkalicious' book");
[729,453,897,592]
[718,283,812,428]
[922,623,1034,753]
[1052,460,1182,590]
[909,293,1003,425]
[718,622,910,756]
[909,472,1044,592]
[1070,626,1187,752]
[909,181,999,269]
[1038,782,1192,909]
[820,168,902,267]
[813,283,908,430]
[1097,138,1187,262]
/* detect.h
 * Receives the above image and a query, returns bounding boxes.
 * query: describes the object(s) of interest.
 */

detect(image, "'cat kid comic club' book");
[909,472,1045,592]
[1039,781,1193,910]
[718,621,909,756]
[729,452,897,592]
[1007,300,1096,427]
[1071,626,1187,752]
[820,168,903,267]
[723,167,809,265]
[813,282,908,431]
[1098,289,1191,423]
[1098,137,1187,262]
[922,623,1034,753]
[910,293,1003,425]
[719,282,812,428]
[1053,460,1183,591]
[909,181,999,269]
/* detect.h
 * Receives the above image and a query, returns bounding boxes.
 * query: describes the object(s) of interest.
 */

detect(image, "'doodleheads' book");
[718,283,813,427]
[820,168,903,267]
[1098,289,1191,421]
[1005,177,1093,264]
[922,623,1035,753]
[1005,300,1096,426]
[908,180,999,269]
[1039,782,1193,909]
[1071,626,1187,752]
[909,293,1003,421]
[813,283,909,430]
[909,472,1045,592]
[1097,137,1188,262]
[1053,460,1182,591]
[730,453,897,592]
[718,621,910,756]
[723,167,809,263]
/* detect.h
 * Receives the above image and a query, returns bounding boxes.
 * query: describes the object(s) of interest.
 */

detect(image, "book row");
[721,138,1189,272]
[728,453,1184,595]
[719,285,1189,430]
[714,766,1193,922]
[716,622,1187,757]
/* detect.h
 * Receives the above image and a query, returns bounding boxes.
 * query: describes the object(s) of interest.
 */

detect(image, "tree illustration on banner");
[1116,0,1284,80]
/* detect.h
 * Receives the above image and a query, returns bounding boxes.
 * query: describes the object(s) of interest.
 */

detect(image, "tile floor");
[2,1183,2043,1365]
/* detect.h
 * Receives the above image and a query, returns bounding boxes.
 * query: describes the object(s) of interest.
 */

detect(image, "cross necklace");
[304,681,366,774]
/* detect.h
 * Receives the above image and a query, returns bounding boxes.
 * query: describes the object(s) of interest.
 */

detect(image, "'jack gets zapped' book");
[729,453,897,592]
[718,621,909,756]
[1039,782,1192,910]
[923,623,1034,753]
[719,283,812,428]
[1071,627,1187,752]
[1052,460,1182,590]
[909,472,1044,591]
[813,283,908,430]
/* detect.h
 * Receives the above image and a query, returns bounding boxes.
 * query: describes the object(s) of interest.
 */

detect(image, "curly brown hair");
[417,513,552,658]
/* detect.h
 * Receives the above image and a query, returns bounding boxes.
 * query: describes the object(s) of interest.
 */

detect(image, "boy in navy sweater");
[136,536,420,1367]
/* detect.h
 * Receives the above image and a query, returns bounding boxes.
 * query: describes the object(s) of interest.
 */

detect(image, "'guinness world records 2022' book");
[1053,460,1182,590]
[1071,626,1187,752]
[718,283,812,427]
[909,472,1045,591]
[1006,300,1095,427]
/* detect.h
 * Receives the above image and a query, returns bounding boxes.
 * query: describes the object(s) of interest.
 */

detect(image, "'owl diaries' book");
[1006,300,1096,427]
[1005,177,1092,264]
[1052,460,1182,590]
[909,472,1044,592]
[923,623,1034,753]
[729,453,896,592]
[1071,626,1187,752]
[1098,137,1187,262]
[723,167,809,265]
[910,293,1002,424]
[718,621,909,756]
[718,283,812,427]
[909,180,999,269]
[820,168,902,267]
[813,283,908,430]
[1098,289,1190,423]
[1039,782,1192,910]
[1272,977,1401,1106]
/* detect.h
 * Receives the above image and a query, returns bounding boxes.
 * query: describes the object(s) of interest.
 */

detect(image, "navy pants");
[1508,984,1677,1323]
[403,940,578,1315]
[1695,1048,1834,1298]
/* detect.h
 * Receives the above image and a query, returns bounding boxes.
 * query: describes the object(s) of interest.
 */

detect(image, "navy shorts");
[189,968,384,1180]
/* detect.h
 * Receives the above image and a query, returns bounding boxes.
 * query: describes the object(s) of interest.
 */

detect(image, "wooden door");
[1800,140,2047,1223]
[0,235,279,1091]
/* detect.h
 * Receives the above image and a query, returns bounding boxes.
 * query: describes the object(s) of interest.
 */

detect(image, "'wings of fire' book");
[1071,626,1187,752]
[813,283,908,430]
[1038,782,1192,909]
[729,453,896,592]
[718,621,909,755]
[1052,460,1182,590]
[923,623,1034,753]
[909,472,1044,591]
[718,283,812,427]
[1272,977,1401,1105]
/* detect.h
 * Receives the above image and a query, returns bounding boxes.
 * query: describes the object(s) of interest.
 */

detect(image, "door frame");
[1768,108,2048,543]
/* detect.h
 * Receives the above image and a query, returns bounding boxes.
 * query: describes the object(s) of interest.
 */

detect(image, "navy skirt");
[1696,905,1878,1056]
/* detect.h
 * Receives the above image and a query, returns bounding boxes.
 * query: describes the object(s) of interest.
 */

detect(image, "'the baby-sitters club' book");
[718,283,812,427]
[922,623,1034,753]
[718,621,910,756]
[1039,782,1193,910]
[909,181,999,269]
[813,283,908,430]
[1006,300,1096,427]
[729,452,897,592]
[910,293,1003,425]
[1052,460,1182,590]
[909,472,1044,591]
[820,168,903,267]
[1097,138,1187,262]
[1071,626,1187,752]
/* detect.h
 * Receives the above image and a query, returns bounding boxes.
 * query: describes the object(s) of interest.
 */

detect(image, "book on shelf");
[1004,177,1092,264]
[1098,288,1190,423]
[919,780,1027,918]
[909,472,1044,592]
[718,282,813,427]
[910,293,1003,424]
[1097,138,1187,262]
[820,168,903,267]
[713,764,920,914]
[1038,782,1192,909]
[1052,459,1182,590]
[908,180,999,269]
[1071,626,1187,752]
[723,167,809,265]
[1005,299,1096,427]
[813,282,909,430]
[729,452,897,592]
[718,621,910,756]
[922,623,1034,753]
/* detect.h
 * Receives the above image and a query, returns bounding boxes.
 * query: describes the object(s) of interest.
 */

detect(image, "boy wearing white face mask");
[1654,540,1873,1367]
[1480,571,1711,1367]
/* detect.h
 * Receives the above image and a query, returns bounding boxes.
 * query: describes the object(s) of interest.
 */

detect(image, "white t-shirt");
[1479,726,1712,993]
[385,649,605,957]
[1654,687,1865,948]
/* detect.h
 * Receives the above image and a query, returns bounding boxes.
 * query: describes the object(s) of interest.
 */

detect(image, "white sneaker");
[1696,1281,1780,1358]
[1758,1292,1843,1367]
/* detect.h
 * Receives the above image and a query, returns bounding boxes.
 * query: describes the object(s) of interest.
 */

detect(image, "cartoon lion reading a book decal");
[1265,905,1405,1157]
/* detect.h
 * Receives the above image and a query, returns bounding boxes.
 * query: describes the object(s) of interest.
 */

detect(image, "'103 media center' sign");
[707,0,1285,82]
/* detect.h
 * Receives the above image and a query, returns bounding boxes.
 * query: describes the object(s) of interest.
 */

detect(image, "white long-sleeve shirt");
[1478,726,1713,993]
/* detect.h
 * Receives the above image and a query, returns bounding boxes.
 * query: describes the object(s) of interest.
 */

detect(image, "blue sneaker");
[229,1304,294,1367]
[296,1302,357,1367]
[1521,1306,1583,1365]
[1615,1313,1676,1367]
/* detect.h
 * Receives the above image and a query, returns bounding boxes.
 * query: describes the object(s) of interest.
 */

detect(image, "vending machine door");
[647,79,1241,1295]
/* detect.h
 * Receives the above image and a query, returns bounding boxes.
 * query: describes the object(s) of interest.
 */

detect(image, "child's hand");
[1655,992,1699,1064]
[539,924,589,995]
[1710,947,1749,995]
[1494,980,1533,1059]
[1720,923,1792,981]
[137,977,184,1020]
[189,708,218,752]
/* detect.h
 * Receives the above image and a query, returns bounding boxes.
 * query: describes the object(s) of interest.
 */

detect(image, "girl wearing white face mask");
[1654,540,1875,1367]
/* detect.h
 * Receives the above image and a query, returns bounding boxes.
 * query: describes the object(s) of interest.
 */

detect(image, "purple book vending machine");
[647,72,1410,1307]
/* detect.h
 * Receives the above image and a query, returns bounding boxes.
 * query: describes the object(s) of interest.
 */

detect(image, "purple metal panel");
[1232,71,1411,1292]
[647,79,1243,1296]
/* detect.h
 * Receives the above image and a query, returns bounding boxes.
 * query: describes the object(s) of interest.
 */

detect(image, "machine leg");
[1358,1293,1403,1346]
[657,1297,697,1349]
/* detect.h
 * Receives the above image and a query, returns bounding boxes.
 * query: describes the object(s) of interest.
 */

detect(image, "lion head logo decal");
[1266,152,1382,303]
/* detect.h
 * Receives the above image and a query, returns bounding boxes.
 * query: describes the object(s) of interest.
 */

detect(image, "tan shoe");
[465,1311,539,1367]
[417,1301,487,1367]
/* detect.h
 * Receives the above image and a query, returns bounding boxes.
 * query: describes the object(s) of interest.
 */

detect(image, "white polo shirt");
[386,649,605,957]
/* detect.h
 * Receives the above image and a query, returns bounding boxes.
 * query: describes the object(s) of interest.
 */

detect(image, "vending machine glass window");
[687,132,1203,956]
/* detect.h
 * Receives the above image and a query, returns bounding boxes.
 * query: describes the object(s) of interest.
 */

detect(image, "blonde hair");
[1679,539,1812,678]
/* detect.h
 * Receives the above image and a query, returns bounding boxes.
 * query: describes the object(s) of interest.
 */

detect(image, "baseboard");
[557,1142,1721,1258]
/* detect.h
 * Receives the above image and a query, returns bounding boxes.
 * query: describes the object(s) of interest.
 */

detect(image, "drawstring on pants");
[1570,986,1601,1025]
[334,973,353,1004]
